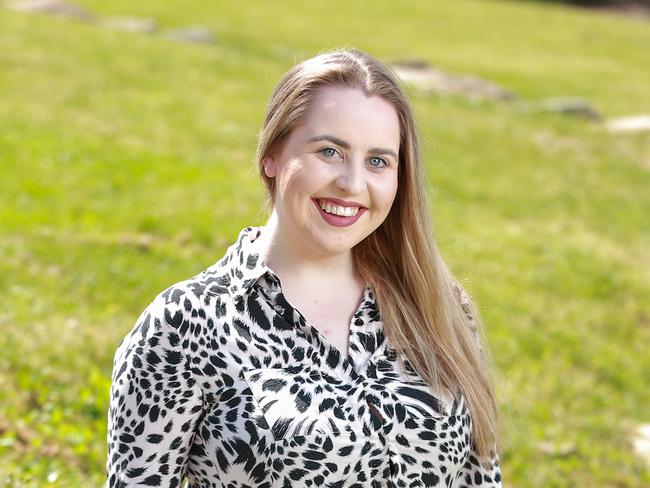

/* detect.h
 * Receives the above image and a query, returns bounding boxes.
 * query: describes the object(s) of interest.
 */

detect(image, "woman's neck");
[257,211,364,290]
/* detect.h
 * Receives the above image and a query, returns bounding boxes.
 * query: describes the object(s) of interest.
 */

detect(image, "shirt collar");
[216,226,376,305]
[216,225,281,296]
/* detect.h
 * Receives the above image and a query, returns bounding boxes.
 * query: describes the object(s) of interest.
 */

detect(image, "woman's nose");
[335,160,365,194]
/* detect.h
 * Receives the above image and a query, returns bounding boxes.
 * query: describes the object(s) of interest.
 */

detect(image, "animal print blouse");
[106,225,502,487]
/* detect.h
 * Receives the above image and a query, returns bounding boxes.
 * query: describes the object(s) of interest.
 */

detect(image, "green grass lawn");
[1,0,649,486]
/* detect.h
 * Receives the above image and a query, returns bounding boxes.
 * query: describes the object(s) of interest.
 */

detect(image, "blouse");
[106,225,502,487]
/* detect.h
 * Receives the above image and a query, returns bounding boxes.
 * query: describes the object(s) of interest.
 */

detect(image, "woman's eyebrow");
[307,134,398,160]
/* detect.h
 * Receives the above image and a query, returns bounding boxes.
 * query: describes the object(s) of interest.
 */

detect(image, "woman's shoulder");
[148,226,261,315]
[123,250,242,347]
[142,264,235,328]
[122,225,268,349]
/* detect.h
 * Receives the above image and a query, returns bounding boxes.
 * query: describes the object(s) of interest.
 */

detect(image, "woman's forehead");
[296,86,400,147]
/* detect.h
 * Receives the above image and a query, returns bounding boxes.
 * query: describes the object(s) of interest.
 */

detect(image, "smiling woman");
[261,85,399,258]
[106,48,502,487]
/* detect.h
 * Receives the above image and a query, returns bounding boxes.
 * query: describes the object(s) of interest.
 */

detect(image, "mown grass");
[1,0,649,486]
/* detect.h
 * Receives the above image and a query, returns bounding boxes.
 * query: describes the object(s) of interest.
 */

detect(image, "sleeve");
[106,292,204,488]
[452,281,503,487]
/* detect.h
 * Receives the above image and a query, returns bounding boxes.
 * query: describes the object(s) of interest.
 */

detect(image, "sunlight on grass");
[1,0,649,486]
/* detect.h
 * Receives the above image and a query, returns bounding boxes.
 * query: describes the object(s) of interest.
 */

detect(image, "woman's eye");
[369,156,388,168]
[319,147,339,159]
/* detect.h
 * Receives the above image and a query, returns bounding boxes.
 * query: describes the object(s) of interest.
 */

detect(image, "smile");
[317,199,360,216]
[312,199,367,227]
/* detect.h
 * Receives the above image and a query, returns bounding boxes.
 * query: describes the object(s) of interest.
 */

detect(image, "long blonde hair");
[255,47,499,460]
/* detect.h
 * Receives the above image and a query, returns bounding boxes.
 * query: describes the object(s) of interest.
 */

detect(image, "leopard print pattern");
[106,226,502,487]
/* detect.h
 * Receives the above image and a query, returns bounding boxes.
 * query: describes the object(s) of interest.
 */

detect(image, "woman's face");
[263,85,400,258]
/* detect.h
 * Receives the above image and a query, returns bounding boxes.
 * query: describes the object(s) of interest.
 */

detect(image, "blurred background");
[1,0,649,486]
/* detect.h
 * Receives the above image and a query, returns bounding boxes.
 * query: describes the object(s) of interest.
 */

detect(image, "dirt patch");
[6,0,92,20]
[389,60,516,102]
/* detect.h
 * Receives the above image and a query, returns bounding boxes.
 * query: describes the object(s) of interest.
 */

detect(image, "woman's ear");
[263,156,276,177]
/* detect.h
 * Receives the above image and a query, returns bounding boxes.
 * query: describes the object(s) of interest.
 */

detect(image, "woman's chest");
[281,287,366,358]
[187,358,473,488]
[183,289,472,486]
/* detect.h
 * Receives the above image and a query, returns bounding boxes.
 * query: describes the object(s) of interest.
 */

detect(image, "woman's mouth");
[312,198,367,227]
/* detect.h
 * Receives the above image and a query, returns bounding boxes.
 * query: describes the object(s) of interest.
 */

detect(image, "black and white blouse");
[106,225,502,487]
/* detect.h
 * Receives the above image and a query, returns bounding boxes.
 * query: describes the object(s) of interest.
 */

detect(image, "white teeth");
[318,200,359,217]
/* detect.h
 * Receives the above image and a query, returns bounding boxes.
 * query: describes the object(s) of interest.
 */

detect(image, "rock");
[100,16,158,34]
[515,97,601,121]
[605,115,650,133]
[6,0,92,20]
[163,26,214,44]
[633,424,650,468]
[537,440,578,458]
[389,60,516,102]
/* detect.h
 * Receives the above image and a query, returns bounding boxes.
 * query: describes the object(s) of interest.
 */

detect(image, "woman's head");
[260,85,400,257]
[256,48,423,256]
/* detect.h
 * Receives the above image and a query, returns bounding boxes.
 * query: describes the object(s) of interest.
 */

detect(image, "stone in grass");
[633,424,650,468]
[537,440,577,458]
[163,26,214,45]
[389,59,517,102]
[605,115,650,133]
[514,97,601,121]
[100,16,158,34]
[6,0,93,20]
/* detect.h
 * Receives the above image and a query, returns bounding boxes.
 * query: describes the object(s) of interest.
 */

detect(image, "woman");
[106,48,501,487]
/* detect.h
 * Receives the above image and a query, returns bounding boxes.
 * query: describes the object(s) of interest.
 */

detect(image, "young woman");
[106,48,501,487]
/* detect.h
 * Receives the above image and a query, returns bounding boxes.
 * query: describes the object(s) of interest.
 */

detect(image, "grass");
[1,0,649,486]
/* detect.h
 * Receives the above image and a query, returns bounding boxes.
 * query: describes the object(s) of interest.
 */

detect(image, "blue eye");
[319,147,340,159]
[369,156,388,168]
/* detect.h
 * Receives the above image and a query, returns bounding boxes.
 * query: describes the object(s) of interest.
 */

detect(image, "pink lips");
[316,197,367,209]
[312,198,367,227]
